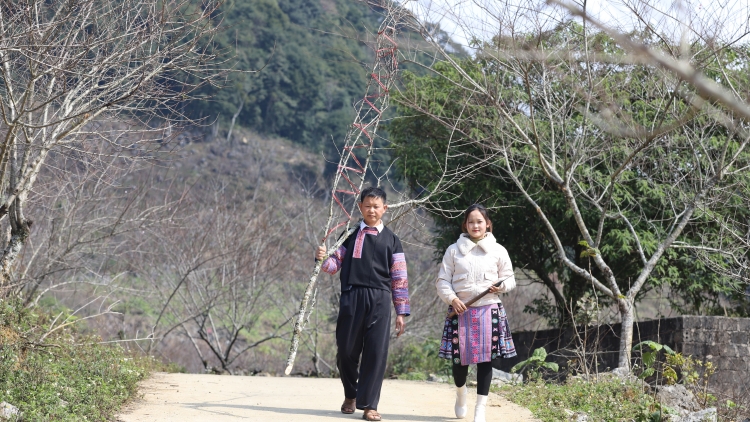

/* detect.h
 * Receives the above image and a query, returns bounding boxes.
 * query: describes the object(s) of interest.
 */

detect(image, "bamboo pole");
[284,6,402,376]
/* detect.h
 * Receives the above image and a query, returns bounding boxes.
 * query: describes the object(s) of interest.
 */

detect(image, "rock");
[561,409,587,421]
[655,385,700,415]
[610,367,630,378]
[614,368,648,385]
[492,368,522,384]
[601,368,642,385]
[427,373,446,383]
[0,402,21,421]
[676,408,717,422]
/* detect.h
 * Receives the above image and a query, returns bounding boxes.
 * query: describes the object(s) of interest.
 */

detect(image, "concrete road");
[117,373,539,421]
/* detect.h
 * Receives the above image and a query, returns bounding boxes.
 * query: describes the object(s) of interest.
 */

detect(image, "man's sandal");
[362,409,381,421]
[341,398,356,414]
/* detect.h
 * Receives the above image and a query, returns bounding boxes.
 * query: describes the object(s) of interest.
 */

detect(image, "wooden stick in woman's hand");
[447,275,513,318]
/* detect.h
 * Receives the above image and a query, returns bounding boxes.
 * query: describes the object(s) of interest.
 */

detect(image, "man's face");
[358,196,387,226]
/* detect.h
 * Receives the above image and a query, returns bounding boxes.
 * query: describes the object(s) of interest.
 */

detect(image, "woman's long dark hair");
[461,204,493,233]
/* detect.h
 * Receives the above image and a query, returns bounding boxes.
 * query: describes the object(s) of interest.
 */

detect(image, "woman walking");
[436,204,517,422]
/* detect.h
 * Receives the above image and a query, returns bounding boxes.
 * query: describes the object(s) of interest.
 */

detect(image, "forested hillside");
[187,0,379,151]
[185,0,463,178]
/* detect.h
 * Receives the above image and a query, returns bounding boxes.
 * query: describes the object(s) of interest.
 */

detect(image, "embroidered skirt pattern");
[438,303,516,365]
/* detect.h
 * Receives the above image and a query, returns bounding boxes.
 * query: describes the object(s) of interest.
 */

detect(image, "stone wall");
[493,316,750,395]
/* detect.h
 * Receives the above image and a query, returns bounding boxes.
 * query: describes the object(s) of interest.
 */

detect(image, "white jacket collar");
[457,232,497,255]
[359,220,384,232]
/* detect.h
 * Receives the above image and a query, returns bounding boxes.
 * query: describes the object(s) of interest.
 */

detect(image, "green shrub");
[398,372,428,381]
[0,298,153,421]
[388,338,451,380]
[500,377,661,422]
[511,347,559,381]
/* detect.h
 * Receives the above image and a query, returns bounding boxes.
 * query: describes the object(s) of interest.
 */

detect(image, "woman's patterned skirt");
[438,303,516,366]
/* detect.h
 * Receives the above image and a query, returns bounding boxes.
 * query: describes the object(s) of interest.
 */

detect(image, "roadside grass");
[497,377,662,422]
[0,298,160,421]
[387,339,668,421]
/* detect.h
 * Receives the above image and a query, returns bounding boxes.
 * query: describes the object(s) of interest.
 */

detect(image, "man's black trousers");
[336,286,391,411]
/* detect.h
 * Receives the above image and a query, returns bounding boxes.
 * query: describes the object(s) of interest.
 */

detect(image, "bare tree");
[110,169,314,373]
[0,0,226,290]
[190,199,293,374]
[391,0,750,370]
[16,143,175,303]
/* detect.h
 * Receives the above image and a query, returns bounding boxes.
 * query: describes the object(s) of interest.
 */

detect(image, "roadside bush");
[500,377,660,422]
[387,338,451,380]
[0,298,154,421]
[510,347,559,381]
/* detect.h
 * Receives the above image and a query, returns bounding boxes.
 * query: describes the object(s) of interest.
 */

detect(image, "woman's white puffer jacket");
[436,232,516,307]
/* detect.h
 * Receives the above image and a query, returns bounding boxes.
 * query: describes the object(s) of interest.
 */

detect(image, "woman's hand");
[451,298,467,315]
[315,246,327,261]
[488,284,501,294]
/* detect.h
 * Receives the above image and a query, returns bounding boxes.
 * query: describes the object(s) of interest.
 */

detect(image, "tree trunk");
[617,297,635,370]
[534,267,571,326]
[0,220,30,288]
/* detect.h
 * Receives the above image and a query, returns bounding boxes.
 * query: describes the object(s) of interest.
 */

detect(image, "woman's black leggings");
[453,361,493,396]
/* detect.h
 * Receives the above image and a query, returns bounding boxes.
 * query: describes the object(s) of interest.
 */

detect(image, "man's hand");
[395,315,406,337]
[451,298,467,315]
[315,246,327,261]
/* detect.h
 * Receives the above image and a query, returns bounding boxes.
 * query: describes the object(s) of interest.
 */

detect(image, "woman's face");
[466,210,488,240]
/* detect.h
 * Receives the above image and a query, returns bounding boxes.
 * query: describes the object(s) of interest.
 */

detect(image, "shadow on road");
[179,402,455,421]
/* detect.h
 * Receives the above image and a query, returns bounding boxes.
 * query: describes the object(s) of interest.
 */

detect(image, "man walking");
[316,187,410,421]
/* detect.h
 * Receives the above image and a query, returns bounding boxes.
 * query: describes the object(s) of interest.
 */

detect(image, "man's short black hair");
[359,186,387,203]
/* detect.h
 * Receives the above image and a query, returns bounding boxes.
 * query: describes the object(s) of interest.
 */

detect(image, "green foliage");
[181,0,468,185]
[186,1,459,147]
[632,341,677,383]
[630,341,731,417]
[397,371,428,381]
[389,22,750,324]
[387,338,451,380]
[573,292,600,326]
[0,299,154,421]
[181,0,375,154]
[577,241,599,259]
[501,378,662,422]
[632,340,716,399]
[511,347,559,381]
[389,61,606,326]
